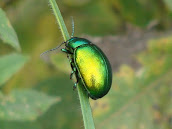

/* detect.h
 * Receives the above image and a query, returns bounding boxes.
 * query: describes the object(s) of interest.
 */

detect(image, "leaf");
[0,53,29,86]
[0,8,21,51]
[0,89,60,121]
[91,36,172,129]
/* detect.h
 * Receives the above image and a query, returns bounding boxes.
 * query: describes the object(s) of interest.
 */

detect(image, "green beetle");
[41,22,112,100]
[41,37,112,100]
[60,37,112,100]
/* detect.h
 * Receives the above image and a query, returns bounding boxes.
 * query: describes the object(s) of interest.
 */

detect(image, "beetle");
[41,21,112,100]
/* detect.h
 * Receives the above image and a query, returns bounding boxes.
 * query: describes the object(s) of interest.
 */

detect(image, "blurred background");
[0,0,172,129]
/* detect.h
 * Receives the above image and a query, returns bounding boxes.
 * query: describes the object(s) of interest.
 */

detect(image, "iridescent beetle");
[41,19,112,100]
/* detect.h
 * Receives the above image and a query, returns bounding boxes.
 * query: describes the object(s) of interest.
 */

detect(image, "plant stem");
[77,80,95,129]
[49,0,95,129]
[49,0,70,41]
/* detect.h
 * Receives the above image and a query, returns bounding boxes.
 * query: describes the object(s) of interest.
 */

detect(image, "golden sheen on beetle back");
[74,44,111,99]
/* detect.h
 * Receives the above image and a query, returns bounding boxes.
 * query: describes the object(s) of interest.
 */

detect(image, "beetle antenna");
[71,16,74,37]
[40,42,66,57]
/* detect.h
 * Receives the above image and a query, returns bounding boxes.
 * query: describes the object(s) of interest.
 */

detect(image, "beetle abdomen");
[74,44,112,99]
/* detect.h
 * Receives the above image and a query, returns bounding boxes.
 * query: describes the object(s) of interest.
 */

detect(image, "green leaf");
[0,89,60,121]
[0,53,29,86]
[92,36,172,129]
[0,8,21,51]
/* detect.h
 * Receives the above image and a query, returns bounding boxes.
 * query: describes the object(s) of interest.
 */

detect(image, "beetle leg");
[73,79,78,90]
[69,59,79,90]
[69,60,77,79]
[61,48,72,54]
[73,68,81,90]
[62,48,76,79]
[70,70,75,80]
[61,49,79,90]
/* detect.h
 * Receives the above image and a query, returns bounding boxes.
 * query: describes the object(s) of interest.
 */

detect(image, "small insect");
[41,18,112,100]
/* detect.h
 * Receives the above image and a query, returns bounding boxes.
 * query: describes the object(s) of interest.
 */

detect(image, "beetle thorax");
[66,37,91,49]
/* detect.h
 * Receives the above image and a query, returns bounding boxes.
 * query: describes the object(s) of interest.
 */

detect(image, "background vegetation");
[0,0,172,129]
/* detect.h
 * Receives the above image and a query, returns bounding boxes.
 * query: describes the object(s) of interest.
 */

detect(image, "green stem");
[49,0,70,41]
[77,81,95,129]
[49,0,95,129]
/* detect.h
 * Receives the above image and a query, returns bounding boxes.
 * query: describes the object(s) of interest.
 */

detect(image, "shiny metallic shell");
[74,44,112,99]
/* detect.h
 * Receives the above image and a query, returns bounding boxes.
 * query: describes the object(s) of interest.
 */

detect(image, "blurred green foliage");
[0,0,172,129]
[0,89,60,121]
[0,54,28,86]
[92,37,172,129]
[0,9,20,51]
